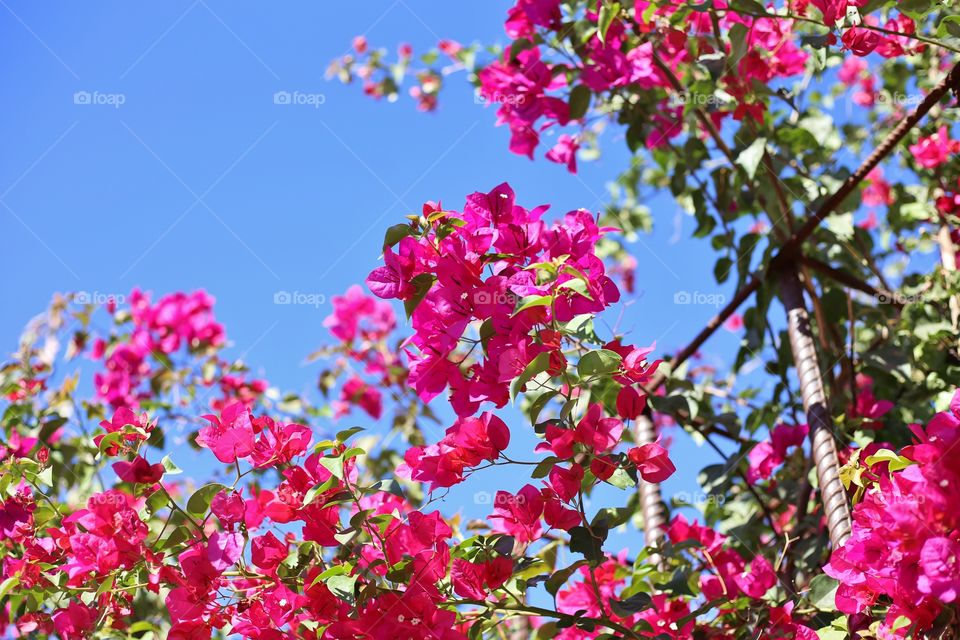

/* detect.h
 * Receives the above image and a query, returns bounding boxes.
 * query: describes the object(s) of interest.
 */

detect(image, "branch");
[799,255,896,304]
[647,59,960,395]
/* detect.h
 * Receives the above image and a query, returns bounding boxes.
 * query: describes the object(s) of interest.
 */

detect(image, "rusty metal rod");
[778,268,852,548]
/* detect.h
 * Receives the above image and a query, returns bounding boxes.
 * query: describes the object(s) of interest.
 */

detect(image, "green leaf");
[577,349,622,378]
[383,223,414,248]
[736,137,767,180]
[808,574,839,611]
[557,277,591,298]
[96,431,125,454]
[569,85,592,120]
[96,574,116,596]
[336,426,365,443]
[727,24,748,67]
[546,560,588,596]
[0,575,19,600]
[597,2,620,44]
[528,389,559,424]
[513,294,553,316]
[569,525,607,564]
[404,273,436,319]
[714,257,733,284]
[610,592,652,617]
[186,483,228,517]
[511,351,551,402]
[531,456,559,479]
[160,455,182,475]
[303,475,338,506]
[864,448,914,472]
[729,0,766,12]
[937,15,960,38]
[326,574,358,604]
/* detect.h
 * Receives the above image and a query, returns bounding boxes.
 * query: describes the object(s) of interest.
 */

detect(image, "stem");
[454,600,644,639]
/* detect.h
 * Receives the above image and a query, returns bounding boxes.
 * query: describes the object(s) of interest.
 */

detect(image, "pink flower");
[548,464,584,502]
[197,402,256,464]
[861,167,893,207]
[838,57,867,85]
[211,489,245,528]
[535,423,577,459]
[207,530,243,572]
[545,134,580,173]
[627,441,676,482]
[734,555,777,598]
[722,313,744,332]
[574,403,624,453]
[826,390,960,634]
[352,35,367,54]
[847,374,893,429]
[746,423,808,483]
[918,537,960,602]
[249,416,312,468]
[542,489,581,530]
[323,284,396,342]
[52,602,97,640]
[398,412,510,490]
[251,531,288,573]
[112,455,164,484]
[810,0,846,26]
[337,376,383,420]
[910,126,958,169]
[451,556,513,599]
[489,484,544,543]
[615,385,646,420]
[842,26,882,57]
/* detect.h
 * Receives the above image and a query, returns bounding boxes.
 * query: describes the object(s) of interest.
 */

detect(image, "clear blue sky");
[1,1,753,550]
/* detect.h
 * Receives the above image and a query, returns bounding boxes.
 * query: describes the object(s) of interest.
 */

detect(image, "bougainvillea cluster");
[826,391,960,636]
[6,0,960,637]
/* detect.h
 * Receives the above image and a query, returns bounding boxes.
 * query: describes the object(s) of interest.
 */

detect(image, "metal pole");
[779,268,852,547]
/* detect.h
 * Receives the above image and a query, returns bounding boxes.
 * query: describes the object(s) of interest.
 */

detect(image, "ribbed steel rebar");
[779,269,852,548]
[636,413,667,549]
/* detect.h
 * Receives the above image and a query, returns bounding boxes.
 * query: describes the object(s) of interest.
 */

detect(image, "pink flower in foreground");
[627,441,676,482]
[197,402,256,464]
[52,602,97,640]
[826,389,960,635]
[489,484,544,543]
[112,455,164,484]
[398,412,510,490]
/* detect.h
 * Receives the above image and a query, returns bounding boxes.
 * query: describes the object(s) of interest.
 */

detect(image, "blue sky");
[1,1,756,551]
